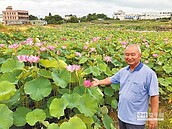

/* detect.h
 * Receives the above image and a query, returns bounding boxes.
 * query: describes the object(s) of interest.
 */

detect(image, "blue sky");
[0,0,172,18]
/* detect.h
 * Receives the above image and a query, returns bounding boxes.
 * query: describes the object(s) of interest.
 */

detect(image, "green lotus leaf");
[83,68,91,75]
[90,66,101,76]
[76,114,94,129]
[13,107,31,126]
[111,99,118,109]
[70,71,79,83]
[39,59,67,68]
[79,57,88,64]
[78,94,98,117]
[0,81,16,101]
[26,109,46,126]
[101,105,108,115]
[0,58,5,64]
[73,86,85,95]
[105,67,113,76]
[111,84,120,91]
[87,87,104,102]
[48,123,60,129]
[102,114,114,129]
[60,116,86,129]
[98,63,107,72]
[52,71,68,88]
[1,58,24,73]
[58,60,67,69]
[0,70,22,84]
[24,77,52,101]
[39,59,58,68]
[38,69,52,78]
[162,64,172,74]
[49,98,68,118]
[52,68,71,87]
[104,87,114,97]
[0,90,20,108]
[112,59,124,67]
[0,104,13,129]
[18,49,34,55]
[62,93,81,108]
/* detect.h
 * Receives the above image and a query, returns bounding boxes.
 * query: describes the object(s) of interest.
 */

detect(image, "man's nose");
[128,55,132,59]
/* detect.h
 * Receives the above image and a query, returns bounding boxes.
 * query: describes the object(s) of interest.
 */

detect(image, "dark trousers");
[118,118,145,129]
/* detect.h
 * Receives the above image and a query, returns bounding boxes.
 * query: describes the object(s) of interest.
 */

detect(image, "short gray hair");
[125,44,141,54]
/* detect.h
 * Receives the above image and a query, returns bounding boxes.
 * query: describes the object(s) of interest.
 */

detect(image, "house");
[113,10,125,20]
[2,6,29,25]
[113,10,172,20]
[30,20,47,26]
[140,12,172,20]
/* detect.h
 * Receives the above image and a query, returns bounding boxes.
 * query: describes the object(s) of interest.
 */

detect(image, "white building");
[140,12,172,20]
[125,14,140,20]
[113,10,125,20]
[113,10,172,20]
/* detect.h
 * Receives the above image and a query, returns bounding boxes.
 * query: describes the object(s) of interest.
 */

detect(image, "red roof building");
[2,6,29,25]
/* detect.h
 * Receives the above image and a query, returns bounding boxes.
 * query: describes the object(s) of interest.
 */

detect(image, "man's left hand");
[148,119,158,129]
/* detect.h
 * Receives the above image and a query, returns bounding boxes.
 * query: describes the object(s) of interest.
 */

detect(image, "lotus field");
[0,22,172,129]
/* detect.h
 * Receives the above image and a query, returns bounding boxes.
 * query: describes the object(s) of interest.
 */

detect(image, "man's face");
[124,46,141,66]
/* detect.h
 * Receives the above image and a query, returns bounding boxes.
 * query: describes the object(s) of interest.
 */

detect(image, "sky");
[0,0,172,18]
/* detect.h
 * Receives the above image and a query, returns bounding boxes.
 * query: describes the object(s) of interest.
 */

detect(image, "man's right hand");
[91,78,100,87]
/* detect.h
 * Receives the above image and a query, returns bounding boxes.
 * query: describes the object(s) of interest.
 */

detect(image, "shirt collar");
[126,62,143,71]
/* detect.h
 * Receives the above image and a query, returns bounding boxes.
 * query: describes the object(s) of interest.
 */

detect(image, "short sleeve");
[148,72,159,96]
[110,71,120,84]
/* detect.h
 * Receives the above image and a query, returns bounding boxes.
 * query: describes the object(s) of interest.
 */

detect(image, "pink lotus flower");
[75,52,82,57]
[17,55,29,62]
[83,80,91,87]
[120,41,127,45]
[27,55,40,63]
[0,44,5,48]
[89,47,96,53]
[17,55,40,63]
[62,46,66,49]
[66,65,75,72]
[152,54,158,58]
[105,37,109,40]
[66,64,80,72]
[73,65,80,71]
[92,37,100,42]
[9,44,19,49]
[104,56,112,62]
[35,43,43,47]
[40,47,47,52]
[26,38,33,45]
[83,45,88,50]
[47,45,55,51]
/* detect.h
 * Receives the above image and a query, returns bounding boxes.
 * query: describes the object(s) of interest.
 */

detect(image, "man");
[91,44,159,129]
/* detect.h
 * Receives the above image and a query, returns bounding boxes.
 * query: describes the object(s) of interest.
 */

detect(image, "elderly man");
[91,44,159,129]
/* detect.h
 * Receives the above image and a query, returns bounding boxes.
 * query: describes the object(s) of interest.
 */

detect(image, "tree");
[44,14,63,24]
[49,12,52,16]
[29,15,38,20]
[87,13,97,21]
[67,15,78,23]
[97,13,110,20]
